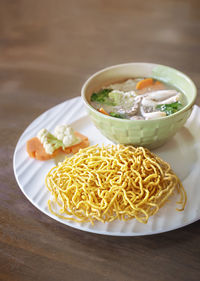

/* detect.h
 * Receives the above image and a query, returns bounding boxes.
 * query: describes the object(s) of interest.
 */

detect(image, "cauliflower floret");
[43,142,55,154]
[37,128,55,154]
[63,134,76,146]
[37,128,48,140]
[37,125,80,155]
[54,125,80,147]
[109,90,136,106]
[54,125,67,140]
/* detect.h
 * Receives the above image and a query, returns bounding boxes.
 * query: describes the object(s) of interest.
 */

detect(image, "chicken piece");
[156,93,181,104]
[146,90,180,101]
[142,91,181,108]
[141,97,157,107]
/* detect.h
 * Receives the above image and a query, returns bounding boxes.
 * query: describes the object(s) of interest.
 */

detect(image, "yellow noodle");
[45,145,187,224]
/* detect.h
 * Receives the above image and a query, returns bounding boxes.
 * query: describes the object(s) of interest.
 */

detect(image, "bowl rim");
[81,62,197,123]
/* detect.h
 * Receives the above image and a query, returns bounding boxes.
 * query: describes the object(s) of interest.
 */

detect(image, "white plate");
[13,97,200,236]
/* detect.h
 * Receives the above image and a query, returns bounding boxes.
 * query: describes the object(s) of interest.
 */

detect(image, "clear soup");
[90,78,186,120]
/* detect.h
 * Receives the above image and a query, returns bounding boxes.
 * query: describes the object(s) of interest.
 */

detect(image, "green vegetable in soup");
[91,89,114,105]
[108,91,123,105]
[109,112,125,119]
[156,102,183,116]
[109,90,136,106]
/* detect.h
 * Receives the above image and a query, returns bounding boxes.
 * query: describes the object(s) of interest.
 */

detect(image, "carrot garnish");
[99,107,109,115]
[26,137,61,161]
[27,132,89,161]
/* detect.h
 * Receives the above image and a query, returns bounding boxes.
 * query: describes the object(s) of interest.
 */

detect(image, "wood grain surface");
[0,0,200,280]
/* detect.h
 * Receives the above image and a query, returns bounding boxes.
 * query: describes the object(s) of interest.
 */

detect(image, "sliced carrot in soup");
[99,107,109,115]
[155,81,162,86]
[136,78,154,90]
[153,81,165,90]
[136,78,166,92]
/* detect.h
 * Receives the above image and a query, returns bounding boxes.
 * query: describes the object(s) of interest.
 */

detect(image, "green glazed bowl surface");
[81,63,197,149]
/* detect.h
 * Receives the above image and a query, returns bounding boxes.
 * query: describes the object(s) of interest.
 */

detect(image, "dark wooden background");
[0,0,200,280]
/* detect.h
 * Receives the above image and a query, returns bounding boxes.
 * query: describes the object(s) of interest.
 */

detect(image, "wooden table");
[1,0,200,280]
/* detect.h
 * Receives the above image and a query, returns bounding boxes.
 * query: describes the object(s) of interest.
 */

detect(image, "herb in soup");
[109,112,125,119]
[90,78,185,120]
[91,89,114,105]
[156,101,183,116]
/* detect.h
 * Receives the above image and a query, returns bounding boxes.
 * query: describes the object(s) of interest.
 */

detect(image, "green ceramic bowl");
[81,63,197,149]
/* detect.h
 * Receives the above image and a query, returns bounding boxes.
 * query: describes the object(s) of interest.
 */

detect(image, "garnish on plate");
[26,125,89,161]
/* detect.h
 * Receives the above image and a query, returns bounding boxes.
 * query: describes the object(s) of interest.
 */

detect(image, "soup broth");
[90,78,186,120]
